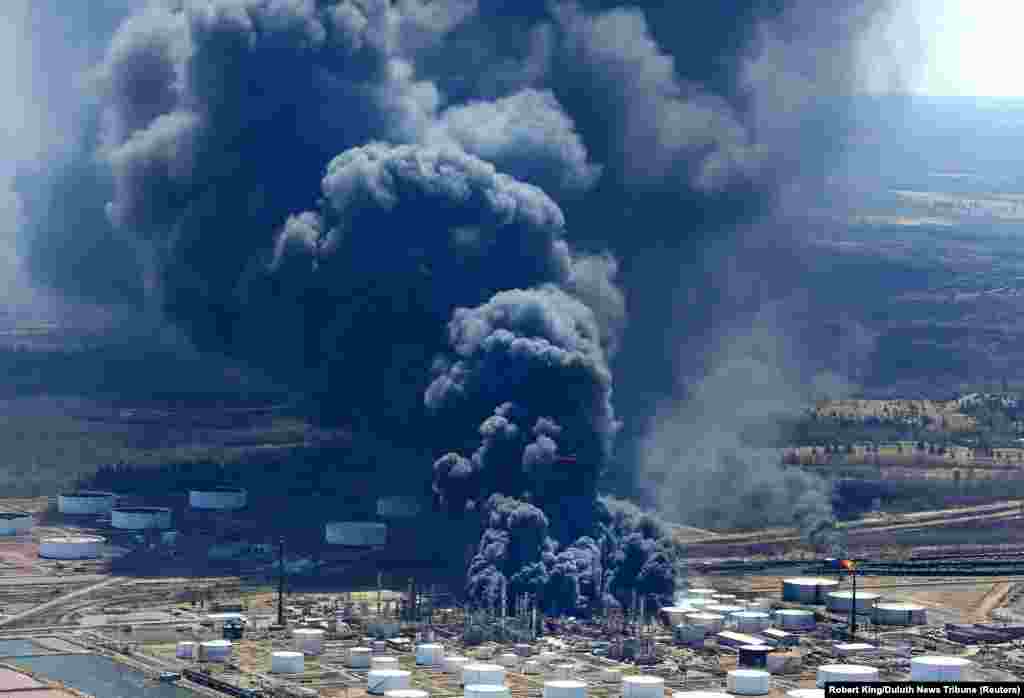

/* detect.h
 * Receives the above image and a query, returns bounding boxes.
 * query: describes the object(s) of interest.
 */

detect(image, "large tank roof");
[875,602,925,610]
[912,656,971,666]
[60,490,115,498]
[42,535,105,544]
[0,512,31,520]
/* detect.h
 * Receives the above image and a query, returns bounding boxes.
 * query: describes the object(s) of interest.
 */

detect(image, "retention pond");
[11,654,200,698]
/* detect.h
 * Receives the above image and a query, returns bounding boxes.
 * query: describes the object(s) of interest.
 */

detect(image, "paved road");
[0,576,119,628]
[0,574,108,586]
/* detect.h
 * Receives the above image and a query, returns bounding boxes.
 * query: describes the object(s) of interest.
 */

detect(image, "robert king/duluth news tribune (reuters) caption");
[825,684,1022,696]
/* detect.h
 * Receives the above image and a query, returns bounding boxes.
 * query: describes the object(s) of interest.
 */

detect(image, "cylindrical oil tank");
[474,647,494,660]
[686,598,709,608]
[660,606,695,626]
[601,668,623,682]
[524,660,543,675]
[767,652,801,674]
[272,651,305,674]
[349,647,372,668]
[873,603,926,626]
[816,665,878,687]
[372,657,399,670]
[386,691,429,698]
[111,506,172,530]
[466,686,511,698]
[58,491,116,515]
[200,640,232,663]
[416,643,445,666]
[727,670,770,696]
[674,624,706,646]
[514,644,532,657]
[738,646,771,670]
[189,487,247,511]
[911,656,971,682]
[747,599,773,611]
[622,675,665,698]
[686,588,717,598]
[325,521,388,546]
[176,641,196,659]
[497,653,519,668]
[39,536,104,560]
[684,612,724,633]
[673,692,732,698]
[537,652,562,665]
[376,497,423,519]
[825,591,880,613]
[781,578,838,604]
[711,594,737,602]
[463,664,505,686]
[734,611,772,633]
[704,604,745,620]
[445,656,470,673]
[775,610,815,630]
[368,670,411,695]
[293,628,325,655]
[544,680,587,698]
[0,512,32,536]
[549,663,576,680]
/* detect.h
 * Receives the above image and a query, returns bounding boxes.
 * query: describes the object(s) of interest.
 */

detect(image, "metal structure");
[189,487,248,511]
[111,506,172,530]
[38,535,104,559]
[0,512,32,536]
[58,491,116,515]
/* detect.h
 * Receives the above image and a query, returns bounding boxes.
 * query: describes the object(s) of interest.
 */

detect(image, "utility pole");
[844,559,858,638]
[277,536,286,627]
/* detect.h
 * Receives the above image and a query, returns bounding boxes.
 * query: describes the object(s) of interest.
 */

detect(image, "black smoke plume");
[17,0,905,610]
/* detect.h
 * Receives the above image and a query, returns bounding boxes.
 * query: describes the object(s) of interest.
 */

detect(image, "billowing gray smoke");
[16,0,905,610]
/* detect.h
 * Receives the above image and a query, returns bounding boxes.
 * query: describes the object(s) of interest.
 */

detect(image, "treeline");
[834,477,1024,517]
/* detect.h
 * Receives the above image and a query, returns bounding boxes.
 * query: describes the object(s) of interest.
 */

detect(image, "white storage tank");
[368,670,411,695]
[816,665,879,687]
[111,506,172,530]
[826,591,880,613]
[733,611,772,633]
[417,643,446,666]
[386,691,429,698]
[543,680,587,698]
[372,640,389,653]
[781,578,838,604]
[39,536,104,560]
[349,647,372,668]
[767,651,801,674]
[686,588,717,598]
[549,663,576,680]
[537,651,562,665]
[463,664,505,686]
[524,660,543,675]
[727,670,770,696]
[660,606,695,625]
[911,656,971,682]
[704,604,745,619]
[873,603,927,626]
[272,651,305,674]
[445,656,470,673]
[622,675,665,698]
[601,667,623,682]
[293,628,325,655]
[787,691,824,698]
[189,486,247,511]
[373,657,399,670]
[325,521,388,546]
[775,609,815,630]
[835,643,878,658]
[711,594,738,602]
[673,693,732,698]
[466,686,511,698]
[514,644,532,657]
[58,491,116,515]
[377,497,423,518]
[200,640,232,663]
[685,612,724,633]
[176,641,196,659]
[0,512,32,536]
[498,652,519,668]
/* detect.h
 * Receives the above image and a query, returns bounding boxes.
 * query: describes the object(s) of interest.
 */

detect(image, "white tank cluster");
[781,578,839,604]
[111,506,172,530]
[199,640,232,663]
[549,663,576,680]
[176,641,196,659]
[325,521,388,546]
[376,496,423,518]
[727,669,770,696]
[775,609,816,630]
[911,656,971,682]
[39,535,105,560]
[543,680,587,698]
[189,486,247,511]
[372,657,400,670]
[816,664,879,687]
[704,603,745,619]
[660,606,695,625]
[271,651,305,674]
[293,628,325,655]
[622,675,665,698]
[601,668,623,682]
[463,664,505,686]
[348,647,372,668]
[826,591,880,613]
[386,691,429,698]
[733,611,772,633]
[0,512,33,536]
[416,643,445,666]
[368,670,411,695]
[524,660,542,675]
[466,686,511,698]
[497,653,518,668]
[873,602,927,625]
[685,612,725,633]
[58,491,116,515]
